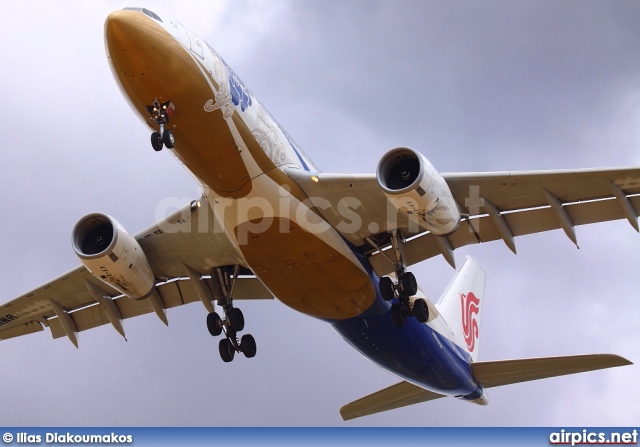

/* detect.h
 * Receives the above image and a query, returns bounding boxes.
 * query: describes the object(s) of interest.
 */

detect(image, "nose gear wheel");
[146,99,175,151]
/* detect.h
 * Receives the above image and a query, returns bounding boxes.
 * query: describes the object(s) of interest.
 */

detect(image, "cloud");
[0,0,638,427]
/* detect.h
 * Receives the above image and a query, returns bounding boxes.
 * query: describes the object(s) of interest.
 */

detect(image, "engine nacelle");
[72,213,156,300]
[376,147,460,235]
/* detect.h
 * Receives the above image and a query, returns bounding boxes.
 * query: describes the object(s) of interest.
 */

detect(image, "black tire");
[206,312,223,337]
[401,272,418,296]
[227,307,245,332]
[413,298,429,323]
[241,334,257,358]
[391,304,405,328]
[163,129,175,148]
[379,276,395,301]
[219,338,235,363]
[151,132,163,151]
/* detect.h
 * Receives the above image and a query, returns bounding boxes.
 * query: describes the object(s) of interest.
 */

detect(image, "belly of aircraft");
[236,218,376,320]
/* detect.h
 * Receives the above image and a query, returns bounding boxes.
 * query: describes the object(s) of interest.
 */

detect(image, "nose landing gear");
[146,99,175,151]
[206,266,257,362]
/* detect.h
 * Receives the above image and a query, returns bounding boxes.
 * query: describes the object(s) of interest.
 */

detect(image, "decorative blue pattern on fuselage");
[331,249,483,398]
[222,60,252,112]
[277,122,314,172]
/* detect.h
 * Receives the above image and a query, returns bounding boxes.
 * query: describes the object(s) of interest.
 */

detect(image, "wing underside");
[4,166,640,344]
[0,201,272,344]
[289,166,640,274]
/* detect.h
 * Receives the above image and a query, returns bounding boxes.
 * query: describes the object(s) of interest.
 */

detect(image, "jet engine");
[376,147,460,235]
[72,213,157,300]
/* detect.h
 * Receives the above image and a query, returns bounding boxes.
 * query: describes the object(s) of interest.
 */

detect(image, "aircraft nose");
[105,10,137,47]
[105,10,163,57]
[104,9,181,107]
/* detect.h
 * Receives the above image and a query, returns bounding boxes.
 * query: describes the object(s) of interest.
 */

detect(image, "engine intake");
[376,147,460,235]
[74,216,116,256]
[72,213,157,300]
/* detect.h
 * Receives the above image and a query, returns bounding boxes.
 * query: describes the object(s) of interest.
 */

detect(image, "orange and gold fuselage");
[104,10,376,320]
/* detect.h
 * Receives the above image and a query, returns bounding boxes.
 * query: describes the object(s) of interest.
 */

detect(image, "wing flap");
[45,277,273,340]
[0,321,44,341]
[158,280,188,307]
[371,196,640,275]
[289,167,640,251]
[0,199,275,344]
[340,381,446,421]
[221,277,274,300]
[48,296,153,340]
[0,266,105,336]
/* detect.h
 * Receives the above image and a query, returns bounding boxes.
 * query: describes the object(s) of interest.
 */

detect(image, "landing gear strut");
[206,265,257,362]
[377,230,429,327]
[146,99,175,151]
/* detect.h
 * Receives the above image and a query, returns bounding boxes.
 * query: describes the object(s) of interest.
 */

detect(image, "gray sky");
[0,0,639,426]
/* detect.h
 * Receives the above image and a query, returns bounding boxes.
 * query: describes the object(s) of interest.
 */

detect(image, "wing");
[288,167,640,274]
[0,200,272,345]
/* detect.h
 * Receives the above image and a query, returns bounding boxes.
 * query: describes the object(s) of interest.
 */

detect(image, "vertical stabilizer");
[435,256,486,361]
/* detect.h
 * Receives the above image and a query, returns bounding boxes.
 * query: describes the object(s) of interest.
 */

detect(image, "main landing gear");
[206,266,257,362]
[378,230,429,328]
[146,99,176,152]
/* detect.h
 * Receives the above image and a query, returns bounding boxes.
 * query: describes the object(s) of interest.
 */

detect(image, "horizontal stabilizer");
[471,353,631,388]
[340,381,445,421]
[340,354,631,420]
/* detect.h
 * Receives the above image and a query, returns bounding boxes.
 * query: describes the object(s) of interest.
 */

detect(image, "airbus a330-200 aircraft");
[0,8,635,420]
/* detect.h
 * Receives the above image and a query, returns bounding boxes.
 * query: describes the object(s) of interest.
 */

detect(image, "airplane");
[0,7,636,421]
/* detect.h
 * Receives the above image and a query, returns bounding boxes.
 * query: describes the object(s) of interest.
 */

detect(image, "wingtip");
[594,353,633,367]
[339,405,359,421]
[610,354,633,366]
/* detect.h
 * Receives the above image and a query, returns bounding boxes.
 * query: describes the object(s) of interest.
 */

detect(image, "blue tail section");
[331,250,484,400]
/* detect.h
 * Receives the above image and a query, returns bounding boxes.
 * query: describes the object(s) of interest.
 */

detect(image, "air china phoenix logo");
[460,292,480,352]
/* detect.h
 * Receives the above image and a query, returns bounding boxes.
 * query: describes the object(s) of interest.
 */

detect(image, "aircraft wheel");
[241,334,257,358]
[413,298,429,323]
[151,132,163,151]
[228,307,245,332]
[391,304,405,328]
[163,129,175,148]
[219,338,235,363]
[401,272,418,296]
[379,276,395,301]
[206,312,223,337]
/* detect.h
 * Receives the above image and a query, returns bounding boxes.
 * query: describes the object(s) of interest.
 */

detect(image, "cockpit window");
[122,7,163,22]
